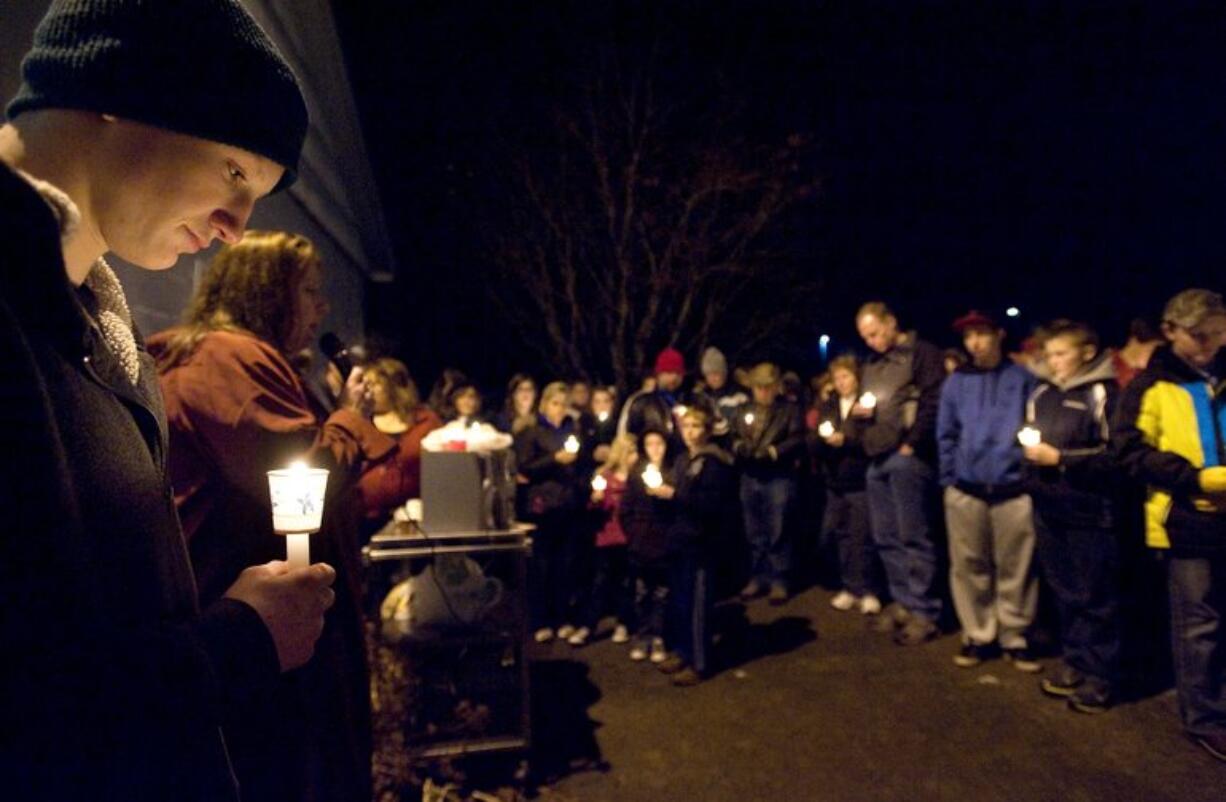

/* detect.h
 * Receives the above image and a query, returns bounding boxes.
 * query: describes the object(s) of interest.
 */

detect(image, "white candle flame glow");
[745,412,755,425]
[643,463,663,489]
[818,420,835,438]
[1018,426,1042,447]
[859,392,877,410]
[592,474,608,492]
[597,410,610,422]
[564,434,581,454]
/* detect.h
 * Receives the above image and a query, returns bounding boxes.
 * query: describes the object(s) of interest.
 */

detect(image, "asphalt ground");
[529,584,1224,802]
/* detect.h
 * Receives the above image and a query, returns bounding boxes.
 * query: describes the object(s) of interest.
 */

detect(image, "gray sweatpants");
[943,486,1038,649]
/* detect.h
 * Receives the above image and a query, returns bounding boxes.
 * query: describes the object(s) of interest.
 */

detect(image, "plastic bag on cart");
[380,554,504,640]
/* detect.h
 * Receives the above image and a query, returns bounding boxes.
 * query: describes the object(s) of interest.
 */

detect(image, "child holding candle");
[812,355,883,616]
[573,435,640,646]
[620,428,677,662]
[1023,320,1122,712]
[646,407,736,686]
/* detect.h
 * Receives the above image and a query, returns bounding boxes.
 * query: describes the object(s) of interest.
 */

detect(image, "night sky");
[334,0,1226,391]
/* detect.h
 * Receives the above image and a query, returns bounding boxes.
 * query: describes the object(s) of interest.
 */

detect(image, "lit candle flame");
[818,421,835,438]
[592,474,608,492]
[564,434,580,454]
[643,463,663,489]
[597,410,610,422]
[745,412,755,425]
[859,392,877,410]
[1018,426,1042,447]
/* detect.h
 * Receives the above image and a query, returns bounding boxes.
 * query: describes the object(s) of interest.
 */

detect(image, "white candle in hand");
[597,410,610,423]
[592,474,608,492]
[1018,426,1042,447]
[267,461,329,569]
[564,434,581,454]
[818,420,835,438]
[643,463,663,489]
[859,392,877,410]
[744,412,755,425]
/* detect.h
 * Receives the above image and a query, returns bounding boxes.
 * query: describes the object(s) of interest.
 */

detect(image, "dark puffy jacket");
[620,464,676,566]
[514,415,586,518]
[666,445,737,554]
[811,395,869,493]
[1023,352,1118,526]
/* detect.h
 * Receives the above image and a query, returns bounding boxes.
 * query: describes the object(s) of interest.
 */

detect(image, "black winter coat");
[811,395,870,493]
[0,164,274,800]
[666,445,737,554]
[731,397,807,479]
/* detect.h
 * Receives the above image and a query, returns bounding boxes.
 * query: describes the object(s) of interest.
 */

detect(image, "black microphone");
[319,332,354,377]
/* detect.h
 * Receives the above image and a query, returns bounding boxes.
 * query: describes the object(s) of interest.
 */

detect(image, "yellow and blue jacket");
[1112,346,1226,555]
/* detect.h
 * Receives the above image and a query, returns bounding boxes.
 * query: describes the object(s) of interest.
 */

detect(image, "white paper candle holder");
[268,463,329,568]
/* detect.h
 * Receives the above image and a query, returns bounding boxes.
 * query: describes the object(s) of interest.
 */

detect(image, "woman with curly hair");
[150,230,394,802]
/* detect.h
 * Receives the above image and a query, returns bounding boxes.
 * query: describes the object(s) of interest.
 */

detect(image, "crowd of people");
[360,293,1226,767]
[4,4,1226,802]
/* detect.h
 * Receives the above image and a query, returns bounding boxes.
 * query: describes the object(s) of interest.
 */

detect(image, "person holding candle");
[645,407,737,686]
[576,434,641,646]
[445,380,486,428]
[812,355,883,616]
[151,230,396,801]
[731,362,807,605]
[620,428,678,662]
[854,301,947,645]
[937,310,1039,671]
[618,347,691,451]
[355,358,444,532]
[1112,289,1226,762]
[0,2,339,799]
[515,381,588,642]
[1021,320,1122,712]
[590,385,621,463]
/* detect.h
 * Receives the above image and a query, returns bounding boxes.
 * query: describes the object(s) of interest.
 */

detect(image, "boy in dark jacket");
[1112,289,1226,762]
[648,407,736,685]
[731,362,807,604]
[1023,320,1121,712]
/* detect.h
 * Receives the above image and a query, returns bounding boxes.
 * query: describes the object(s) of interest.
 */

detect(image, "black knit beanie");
[6,0,309,191]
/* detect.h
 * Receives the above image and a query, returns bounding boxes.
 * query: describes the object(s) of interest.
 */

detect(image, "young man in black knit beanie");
[0,3,334,800]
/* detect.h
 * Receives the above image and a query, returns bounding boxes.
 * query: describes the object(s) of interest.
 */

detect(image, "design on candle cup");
[643,463,664,489]
[268,462,329,569]
[564,434,581,454]
[1017,426,1042,447]
[818,420,835,438]
[592,474,608,492]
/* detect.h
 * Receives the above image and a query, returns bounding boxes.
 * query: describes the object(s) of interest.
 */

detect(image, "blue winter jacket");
[937,361,1034,488]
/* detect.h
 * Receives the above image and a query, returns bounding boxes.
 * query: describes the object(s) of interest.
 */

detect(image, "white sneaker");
[567,626,591,646]
[556,624,576,640]
[858,595,882,615]
[830,590,858,611]
[629,642,647,661]
[612,624,630,643]
[649,637,667,663]
[533,627,555,643]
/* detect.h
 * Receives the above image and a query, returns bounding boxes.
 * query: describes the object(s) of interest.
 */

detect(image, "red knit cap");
[654,347,685,375]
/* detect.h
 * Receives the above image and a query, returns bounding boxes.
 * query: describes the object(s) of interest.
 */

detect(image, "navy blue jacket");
[937,360,1034,491]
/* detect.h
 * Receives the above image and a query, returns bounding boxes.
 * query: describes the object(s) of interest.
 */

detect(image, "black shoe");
[1039,664,1085,698]
[953,642,997,668]
[768,584,790,606]
[1194,732,1226,763]
[656,654,686,675]
[672,667,704,687]
[739,580,764,601]
[893,615,938,646]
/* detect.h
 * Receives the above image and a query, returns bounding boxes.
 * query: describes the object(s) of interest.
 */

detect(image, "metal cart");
[363,521,533,762]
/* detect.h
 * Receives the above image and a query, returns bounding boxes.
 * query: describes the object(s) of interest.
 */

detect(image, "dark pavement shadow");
[712,607,818,674]
[528,658,609,786]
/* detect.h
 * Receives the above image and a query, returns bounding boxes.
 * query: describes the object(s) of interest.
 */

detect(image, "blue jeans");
[865,451,942,621]
[740,475,797,588]
[822,488,881,598]
[1168,554,1226,736]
